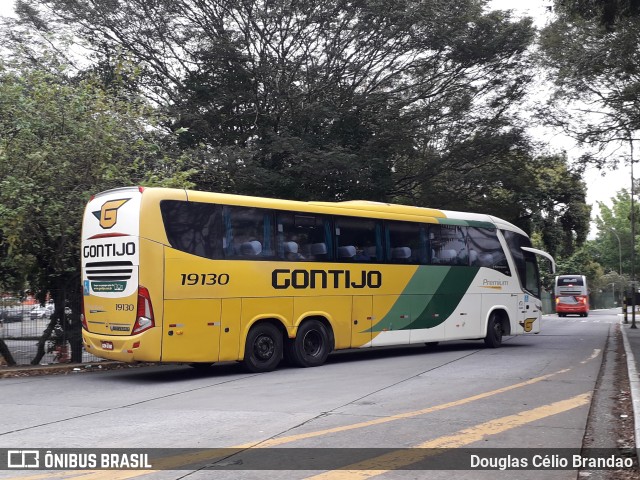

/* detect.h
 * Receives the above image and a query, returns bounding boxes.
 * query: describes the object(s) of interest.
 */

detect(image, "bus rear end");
[554,275,589,317]
[81,187,162,361]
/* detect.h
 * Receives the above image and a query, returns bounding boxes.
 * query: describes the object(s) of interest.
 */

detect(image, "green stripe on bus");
[368,266,479,332]
[408,266,479,329]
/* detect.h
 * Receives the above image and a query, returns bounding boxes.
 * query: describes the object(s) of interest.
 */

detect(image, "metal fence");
[0,294,102,367]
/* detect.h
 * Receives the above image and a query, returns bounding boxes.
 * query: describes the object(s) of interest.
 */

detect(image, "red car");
[555,295,589,317]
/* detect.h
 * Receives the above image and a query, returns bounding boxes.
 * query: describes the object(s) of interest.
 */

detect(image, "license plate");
[101,341,114,351]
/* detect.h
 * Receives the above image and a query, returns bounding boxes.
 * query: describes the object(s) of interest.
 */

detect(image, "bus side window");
[276,212,332,261]
[160,200,224,260]
[432,224,465,266]
[467,227,510,276]
[223,206,274,260]
[385,220,424,264]
[335,216,380,263]
[283,241,303,260]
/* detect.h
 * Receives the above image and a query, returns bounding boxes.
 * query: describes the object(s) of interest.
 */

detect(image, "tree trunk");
[69,316,83,363]
[0,338,17,366]
[30,314,58,365]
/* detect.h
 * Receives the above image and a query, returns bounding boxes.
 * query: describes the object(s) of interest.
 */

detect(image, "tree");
[415,144,590,256]
[8,0,539,203]
[0,58,192,363]
[555,242,605,293]
[594,189,639,276]
[539,0,640,166]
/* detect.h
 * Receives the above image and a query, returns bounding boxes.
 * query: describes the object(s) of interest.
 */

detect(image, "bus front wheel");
[287,320,331,368]
[243,323,283,373]
[484,313,503,348]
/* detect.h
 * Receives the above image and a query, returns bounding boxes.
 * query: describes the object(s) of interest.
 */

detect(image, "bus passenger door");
[162,299,221,362]
[351,295,372,348]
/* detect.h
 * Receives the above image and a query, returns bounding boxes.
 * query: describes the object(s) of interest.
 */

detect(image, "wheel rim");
[254,334,275,361]
[302,330,322,357]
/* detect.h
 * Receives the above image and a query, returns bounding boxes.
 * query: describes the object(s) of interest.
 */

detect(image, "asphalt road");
[0,309,631,479]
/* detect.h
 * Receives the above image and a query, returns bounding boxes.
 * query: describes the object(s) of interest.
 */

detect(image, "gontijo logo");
[92,199,130,229]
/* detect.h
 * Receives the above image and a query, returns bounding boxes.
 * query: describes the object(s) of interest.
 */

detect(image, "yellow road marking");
[581,349,601,363]
[306,392,592,479]
[257,368,572,447]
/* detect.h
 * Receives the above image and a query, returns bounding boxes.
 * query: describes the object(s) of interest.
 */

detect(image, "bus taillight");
[133,286,155,334]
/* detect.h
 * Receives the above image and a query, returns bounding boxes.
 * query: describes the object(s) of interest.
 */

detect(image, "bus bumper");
[82,328,162,362]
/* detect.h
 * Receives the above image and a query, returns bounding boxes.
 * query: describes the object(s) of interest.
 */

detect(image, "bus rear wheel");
[484,313,503,348]
[243,323,283,373]
[287,320,331,368]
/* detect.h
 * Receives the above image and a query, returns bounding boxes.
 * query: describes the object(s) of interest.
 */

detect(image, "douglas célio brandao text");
[469,453,634,470]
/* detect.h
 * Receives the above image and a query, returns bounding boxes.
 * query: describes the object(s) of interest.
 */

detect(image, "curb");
[619,320,640,459]
[0,361,151,378]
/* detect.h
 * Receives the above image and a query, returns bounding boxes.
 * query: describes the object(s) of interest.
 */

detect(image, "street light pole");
[631,135,637,329]
[608,228,623,275]
[609,282,616,306]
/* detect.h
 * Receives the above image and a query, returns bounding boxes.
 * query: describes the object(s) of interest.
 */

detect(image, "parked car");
[0,306,27,322]
[29,303,55,319]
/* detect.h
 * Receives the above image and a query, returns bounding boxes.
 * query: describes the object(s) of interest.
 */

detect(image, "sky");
[0,0,628,236]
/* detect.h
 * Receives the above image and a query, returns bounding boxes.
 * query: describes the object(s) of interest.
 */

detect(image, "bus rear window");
[558,277,584,286]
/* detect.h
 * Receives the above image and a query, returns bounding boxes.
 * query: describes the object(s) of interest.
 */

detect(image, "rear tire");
[243,323,283,373]
[484,313,503,348]
[288,320,331,368]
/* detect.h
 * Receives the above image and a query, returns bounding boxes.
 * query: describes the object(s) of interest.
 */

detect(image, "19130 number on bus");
[180,273,230,286]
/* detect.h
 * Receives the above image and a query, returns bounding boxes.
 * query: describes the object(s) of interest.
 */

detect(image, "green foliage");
[10,0,539,204]
[539,1,640,161]
[556,242,605,292]
[0,61,191,294]
[594,189,640,276]
[418,147,590,254]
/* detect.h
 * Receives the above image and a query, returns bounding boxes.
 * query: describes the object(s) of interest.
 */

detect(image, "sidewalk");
[620,317,640,459]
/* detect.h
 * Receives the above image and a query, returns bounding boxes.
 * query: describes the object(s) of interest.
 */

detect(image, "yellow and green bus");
[81,187,555,372]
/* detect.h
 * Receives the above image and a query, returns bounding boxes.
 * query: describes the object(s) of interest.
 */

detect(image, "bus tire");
[243,323,283,373]
[484,313,503,348]
[289,320,331,368]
